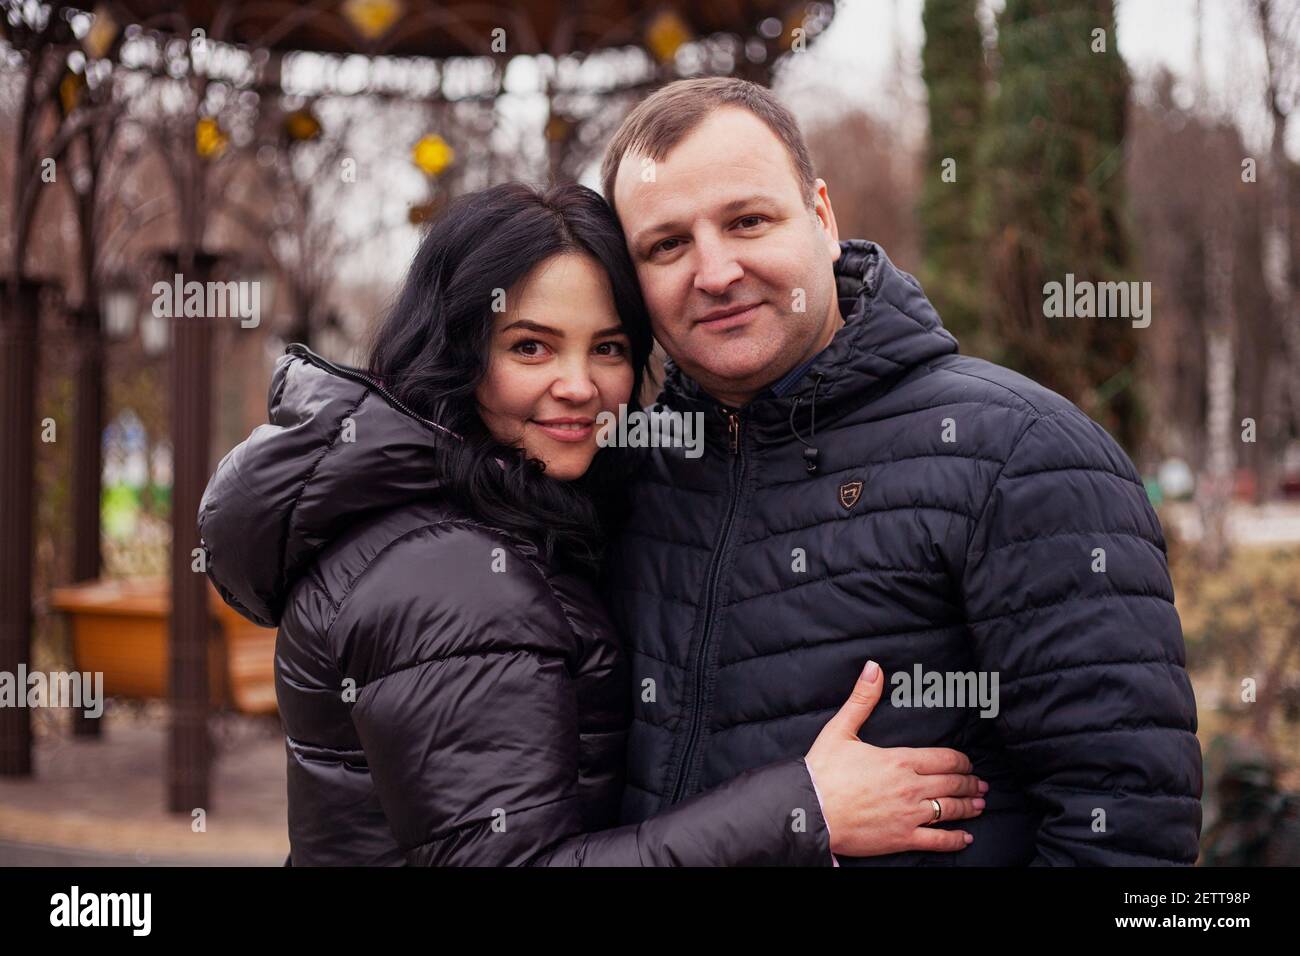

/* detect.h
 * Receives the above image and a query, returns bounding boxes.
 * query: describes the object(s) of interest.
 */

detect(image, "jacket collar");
[659,240,959,441]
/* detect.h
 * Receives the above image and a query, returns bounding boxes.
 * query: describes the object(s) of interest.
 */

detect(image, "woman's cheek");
[597,362,635,410]
[510,356,549,404]
[478,360,537,445]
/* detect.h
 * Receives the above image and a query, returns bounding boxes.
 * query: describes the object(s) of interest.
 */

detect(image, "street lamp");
[100,284,137,339]
[140,312,170,356]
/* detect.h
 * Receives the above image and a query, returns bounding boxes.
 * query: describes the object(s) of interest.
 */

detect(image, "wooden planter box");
[49,578,277,715]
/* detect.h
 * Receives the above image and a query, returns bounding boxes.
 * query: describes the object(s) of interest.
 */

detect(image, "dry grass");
[1168,532,1300,790]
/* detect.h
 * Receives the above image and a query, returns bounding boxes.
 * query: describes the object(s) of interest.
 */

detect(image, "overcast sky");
[778,0,1294,156]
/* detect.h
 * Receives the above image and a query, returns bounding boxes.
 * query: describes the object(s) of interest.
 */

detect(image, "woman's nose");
[550,364,598,404]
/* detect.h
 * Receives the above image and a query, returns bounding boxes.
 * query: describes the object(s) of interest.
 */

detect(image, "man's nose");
[692,233,743,296]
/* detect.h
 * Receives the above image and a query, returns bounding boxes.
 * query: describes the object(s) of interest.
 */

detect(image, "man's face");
[613,106,843,407]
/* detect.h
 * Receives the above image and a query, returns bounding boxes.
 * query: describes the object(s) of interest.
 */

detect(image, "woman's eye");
[594,341,627,357]
[511,339,547,357]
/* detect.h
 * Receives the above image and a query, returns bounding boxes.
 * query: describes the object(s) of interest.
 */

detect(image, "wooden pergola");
[98,0,805,58]
[0,0,830,813]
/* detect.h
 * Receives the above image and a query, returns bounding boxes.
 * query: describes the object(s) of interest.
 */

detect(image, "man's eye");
[736,215,765,229]
[651,238,682,256]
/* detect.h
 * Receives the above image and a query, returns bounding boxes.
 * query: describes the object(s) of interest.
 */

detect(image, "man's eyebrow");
[632,194,776,247]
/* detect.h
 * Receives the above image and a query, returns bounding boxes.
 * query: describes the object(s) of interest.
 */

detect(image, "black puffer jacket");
[198,346,832,866]
[607,240,1203,866]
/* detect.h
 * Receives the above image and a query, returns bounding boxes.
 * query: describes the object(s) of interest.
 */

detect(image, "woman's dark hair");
[367,181,653,572]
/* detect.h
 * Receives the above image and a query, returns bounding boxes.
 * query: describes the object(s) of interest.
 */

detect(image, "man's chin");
[681,356,781,402]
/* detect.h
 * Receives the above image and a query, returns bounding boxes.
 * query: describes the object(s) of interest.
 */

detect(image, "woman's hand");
[805,660,988,858]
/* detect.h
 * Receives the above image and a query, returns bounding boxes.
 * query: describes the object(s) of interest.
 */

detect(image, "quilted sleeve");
[346,535,832,867]
[961,409,1203,865]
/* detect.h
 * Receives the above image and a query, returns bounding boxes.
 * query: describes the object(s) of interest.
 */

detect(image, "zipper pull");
[727,411,740,455]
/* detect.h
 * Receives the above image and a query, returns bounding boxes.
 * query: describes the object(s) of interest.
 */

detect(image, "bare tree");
[1253,0,1300,499]
[1195,0,1238,567]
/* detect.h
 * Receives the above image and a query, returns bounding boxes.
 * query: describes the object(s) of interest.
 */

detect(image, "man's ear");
[813,178,840,261]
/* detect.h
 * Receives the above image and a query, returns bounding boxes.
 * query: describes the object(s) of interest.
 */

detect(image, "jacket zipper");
[284,343,461,442]
[668,406,745,805]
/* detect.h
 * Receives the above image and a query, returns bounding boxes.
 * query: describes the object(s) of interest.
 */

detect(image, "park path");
[0,709,288,867]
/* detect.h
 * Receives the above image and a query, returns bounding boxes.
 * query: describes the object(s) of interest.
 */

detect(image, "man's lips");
[531,418,595,442]
[695,302,763,330]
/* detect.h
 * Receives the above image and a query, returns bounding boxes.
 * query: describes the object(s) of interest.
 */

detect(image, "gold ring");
[930,798,942,822]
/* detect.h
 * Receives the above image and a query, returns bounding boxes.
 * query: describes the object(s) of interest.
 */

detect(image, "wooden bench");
[49,578,277,715]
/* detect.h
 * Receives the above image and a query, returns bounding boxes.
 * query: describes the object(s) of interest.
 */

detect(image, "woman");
[198,182,985,865]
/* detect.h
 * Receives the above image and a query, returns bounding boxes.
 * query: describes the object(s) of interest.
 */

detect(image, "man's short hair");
[599,77,817,212]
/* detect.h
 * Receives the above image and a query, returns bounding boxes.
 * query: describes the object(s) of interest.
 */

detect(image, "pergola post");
[69,303,105,738]
[0,279,43,776]
[166,250,215,813]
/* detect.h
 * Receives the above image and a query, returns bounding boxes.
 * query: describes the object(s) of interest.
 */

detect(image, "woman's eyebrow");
[501,319,563,336]
[501,320,627,339]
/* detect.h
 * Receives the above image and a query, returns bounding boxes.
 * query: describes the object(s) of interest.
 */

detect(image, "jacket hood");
[661,240,959,437]
[198,346,456,627]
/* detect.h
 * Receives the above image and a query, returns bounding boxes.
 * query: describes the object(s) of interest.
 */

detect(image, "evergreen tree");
[975,0,1141,448]
[919,0,986,345]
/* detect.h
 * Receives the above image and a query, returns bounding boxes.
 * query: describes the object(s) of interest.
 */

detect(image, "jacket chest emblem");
[839,480,863,510]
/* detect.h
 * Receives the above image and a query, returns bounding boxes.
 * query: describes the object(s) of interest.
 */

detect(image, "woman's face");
[476,253,635,481]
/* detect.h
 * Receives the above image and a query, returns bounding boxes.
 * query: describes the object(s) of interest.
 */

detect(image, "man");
[600,77,1202,865]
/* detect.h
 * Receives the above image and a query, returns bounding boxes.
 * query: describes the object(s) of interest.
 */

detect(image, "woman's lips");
[531,419,595,442]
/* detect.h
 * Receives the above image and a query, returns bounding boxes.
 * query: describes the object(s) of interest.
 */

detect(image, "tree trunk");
[1199,216,1236,569]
